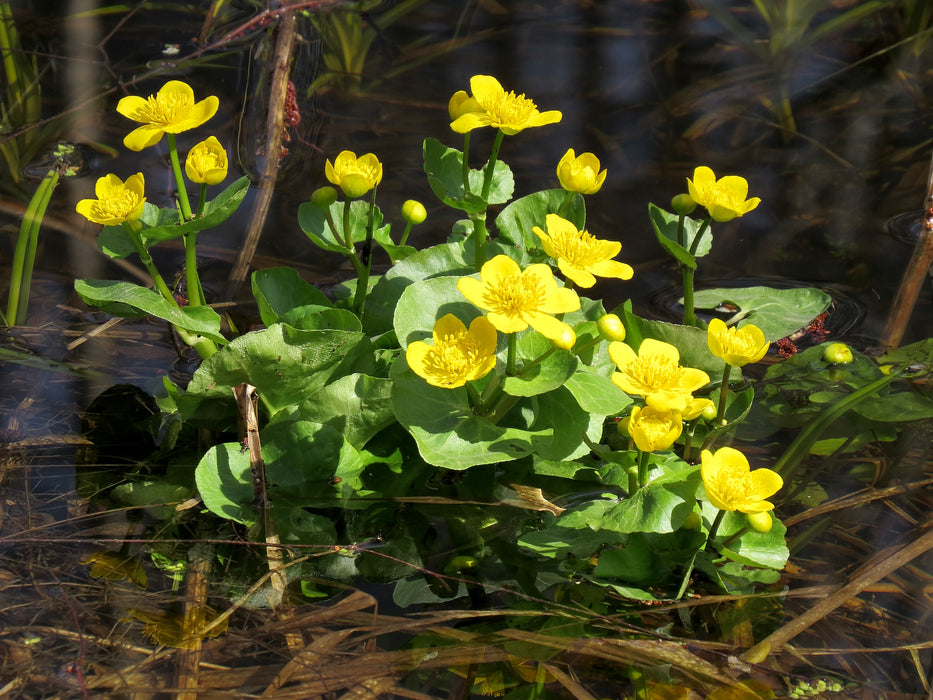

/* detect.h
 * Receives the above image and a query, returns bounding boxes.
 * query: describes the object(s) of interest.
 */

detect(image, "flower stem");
[183,233,203,307]
[506,333,517,375]
[715,364,732,424]
[465,381,484,413]
[636,449,650,488]
[461,133,471,193]
[123,222,176,305]
[681,265,697,327]
[351,187,377,317]
[480,130,505,202]
[704,509,726,551]
[470,212,487,271]
[519,345,557,375]
[195,183,208,218]
[557,190,575,219]
[167,134,192,221]
[688,216,711,257]
[676,213,685,248]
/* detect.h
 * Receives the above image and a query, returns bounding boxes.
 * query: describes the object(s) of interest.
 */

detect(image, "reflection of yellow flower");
[406,314,497,389]
[457,255,579,341]
[75,173,146,225]
[556,149,606,194]
[707,318,769,367]
[185,136,228,185]
[325,150,383,198]
[609,338,710,412]
[686,166,760,223]
[450,75,562,135]
[448,89,484,120]
[117,80,219,151]
[82,550,148,589]
[623,405,683,452]
[533,213,633,288]
[701,446,782,513]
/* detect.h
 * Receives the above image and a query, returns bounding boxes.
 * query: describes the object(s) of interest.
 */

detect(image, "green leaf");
[392,275,485,349]
[564,364,632,415]
[495,189,586,249]
[289,373,396,449]
[182,323,372,418]
[390,356,548,469]
[195,442,255,524]
[140,176,250,246]
[364,241,473,335]
[599,463,700,534]
[715,510,789,570]
[528,386,604,462]
[648,203,711,266]
[297,199,389,253]
[251,267,332,327]
[691,286,832,341]
[74,279,226,343]
[423,137,514,212]
[502,333,578,397]
[373,224,417,264]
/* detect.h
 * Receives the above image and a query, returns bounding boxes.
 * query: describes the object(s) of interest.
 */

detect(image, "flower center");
[711,464,752,506]
[139,92,192,125]
[717,326,759,356]
[422,331,482,386]
[484,273,544,316]
[626,352,679,390]
[488,91,537,125]
[96,188,140,218]
[550,229,606,267]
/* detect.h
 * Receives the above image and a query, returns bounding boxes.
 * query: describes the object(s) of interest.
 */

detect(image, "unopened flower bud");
[597,313,626,342]
[822,342,853,365]
[671,193,697,216]
[401,199,427,225]
[700,401,718,422]
[311,186,338,208]
[747,511,773,533]
[681,511,701,530]
[553,325,576,351]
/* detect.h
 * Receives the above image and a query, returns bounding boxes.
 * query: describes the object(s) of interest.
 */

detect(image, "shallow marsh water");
[1,1,932,697]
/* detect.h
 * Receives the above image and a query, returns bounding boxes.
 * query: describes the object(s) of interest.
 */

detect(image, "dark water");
[1,0,932,696]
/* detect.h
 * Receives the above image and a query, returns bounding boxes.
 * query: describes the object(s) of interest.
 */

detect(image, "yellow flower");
[450,75,562,135]
[556,149,606,194]
[457,255,580,341]
[686,166,760,223]
[325,150,383,198]
[681,396,715,421]
[184,136,228,185]
[701,446,782,513]
[622,405,683,452]
[75,173,146,225]
[707,318,769,367]
[448,89,484,121]
[532,213,634,288]
[406,314,497,389]
[116,80,219,151]
[609,338,710,412]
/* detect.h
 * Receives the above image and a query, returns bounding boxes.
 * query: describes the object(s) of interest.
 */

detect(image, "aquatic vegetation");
[63,69,933,699]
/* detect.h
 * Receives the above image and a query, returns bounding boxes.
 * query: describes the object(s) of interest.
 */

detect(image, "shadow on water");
[1,0,932,697]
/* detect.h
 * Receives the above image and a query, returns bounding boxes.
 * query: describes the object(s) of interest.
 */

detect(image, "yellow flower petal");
[406,313,498,389]
[624,405,683,453]
[76,172,146,226]
[185,135,228,185]
[609,338,709,405]
[707,318,769,367]
[533,214,632,289]
[701,446,782,513]
[450,74,562,135]
[116,80,219,151]
[325,150,383,198]
[556,149,607,194]
[686,166,760,223]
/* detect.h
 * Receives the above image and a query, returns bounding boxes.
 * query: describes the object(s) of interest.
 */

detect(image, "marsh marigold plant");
[623,405,683,453]
[406,314,497,389]
[116,80,219,151]
[449,75,562,135]
[75,173,146,226]
[457,255,579,341]
[686,166,760,223]
[609,338,710,412]
[533,213,634,288]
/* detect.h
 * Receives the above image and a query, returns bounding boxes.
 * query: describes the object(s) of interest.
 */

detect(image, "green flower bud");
[747,511,773,533]
[700,401,718,422]
[311,186,337,208]
[680,511,701,530]
[671,193,697,216]
[597,313,626,342]
[553,325,576,351]
[823,342,853,365]
[401,199,427,225]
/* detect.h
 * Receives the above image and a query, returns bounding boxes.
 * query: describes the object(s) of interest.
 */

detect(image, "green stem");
[557,190,576,219]
[506,333,517,375]
[195,183,208,218]
[688,216,711,257]
[518,345,558,375]
[682,265,697,327]
[480,129,505,202]
[465,381,484,413]
[183,233,203,307]
[167,134,192,220]
[352,187,378,317]
[676,213,686,249]
[636,449,650,488]
[715,363,732,425]
[399,221,413,246]
[470,212,487,271]
[675,507,726,600]
[7,168,58,325]
[704,509,726,551]
[122,222,176,305]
